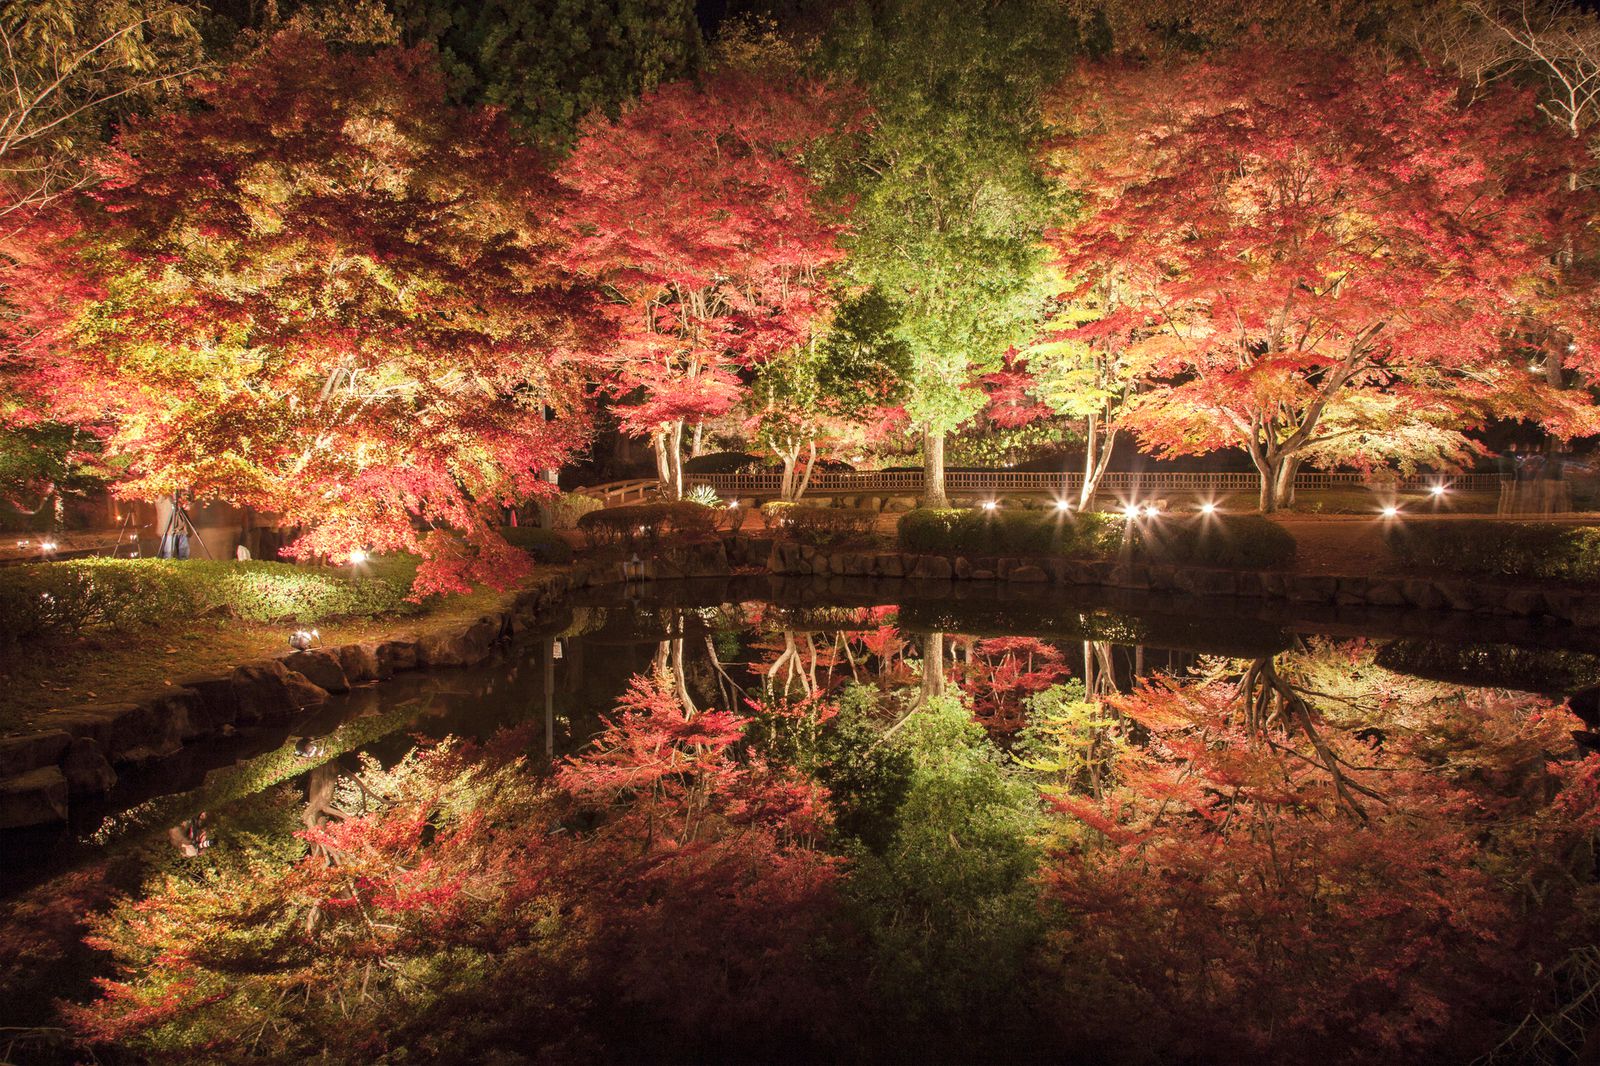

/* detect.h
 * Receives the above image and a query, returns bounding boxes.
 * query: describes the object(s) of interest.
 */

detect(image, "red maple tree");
[559,69,849,497]
[6,32,594,593]
[1047,51,1600,510]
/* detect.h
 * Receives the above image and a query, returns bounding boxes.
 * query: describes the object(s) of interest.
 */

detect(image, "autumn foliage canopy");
[559,71,849,497]
[1048,50,1600,509]
[5,32,595,592]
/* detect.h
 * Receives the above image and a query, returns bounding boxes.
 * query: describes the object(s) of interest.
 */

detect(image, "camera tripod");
[158,493,212,560]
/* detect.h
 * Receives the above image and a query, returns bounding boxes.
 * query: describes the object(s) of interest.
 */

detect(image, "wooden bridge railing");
[583,478,661,507]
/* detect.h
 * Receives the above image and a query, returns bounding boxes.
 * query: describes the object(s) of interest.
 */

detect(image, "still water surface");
[7,573,1594,899]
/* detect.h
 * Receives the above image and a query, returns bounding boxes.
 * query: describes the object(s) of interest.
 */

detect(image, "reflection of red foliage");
[1041,679,1600,1063]
[953,636,1072,735]
[555,674,843,1036]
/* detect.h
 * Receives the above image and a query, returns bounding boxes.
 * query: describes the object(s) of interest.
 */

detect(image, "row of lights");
[972,483,1451,519]
[977,499,1217,516]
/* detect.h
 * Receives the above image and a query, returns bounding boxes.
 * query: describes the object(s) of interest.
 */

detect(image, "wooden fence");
[674,469,1508,498]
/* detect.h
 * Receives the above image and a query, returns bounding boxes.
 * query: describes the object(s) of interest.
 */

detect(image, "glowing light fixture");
[1122,504,1139,518]
[1381,506,1400,518]
[40,540,57,552]
[1142,504,1159,518]
[1429,484,1447,497]
[981,500,998,512]
[1055,499,1071,512]
[349,549,368,564]
[1199,502,1217,514]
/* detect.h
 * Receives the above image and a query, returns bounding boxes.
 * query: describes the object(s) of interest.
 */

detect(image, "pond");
[4,576,1599,1064]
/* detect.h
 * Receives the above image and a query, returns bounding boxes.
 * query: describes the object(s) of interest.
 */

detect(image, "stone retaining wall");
[0,565,608,830]
[761,540,1600,626]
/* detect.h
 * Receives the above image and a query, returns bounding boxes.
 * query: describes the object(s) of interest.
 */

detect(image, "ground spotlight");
[1142,504,1159,518]
[1381,505,1400,518]
[1199,501,1217,514]
[1055,499,1071,512]
[40,540,57,553]
[1429,484,1447,497]
[1122,503,1139,518]
[981,500,998,512]
[349,549,368,565]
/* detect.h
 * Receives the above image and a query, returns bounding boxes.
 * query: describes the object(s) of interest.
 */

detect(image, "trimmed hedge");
[0,557,421,646]
[763,503,877,546]
[1125,514,1297,569]
[897,508,1296,569]
[898,508,1121,557]
[576,501,720,550]
[500,526,575,565]
[1385,520,1600,584]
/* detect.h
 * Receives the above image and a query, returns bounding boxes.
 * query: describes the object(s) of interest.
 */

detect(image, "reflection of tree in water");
[302,757,381,869]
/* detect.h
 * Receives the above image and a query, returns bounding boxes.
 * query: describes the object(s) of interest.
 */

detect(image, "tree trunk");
[779,441,799,501]
[1273,455,1301,510]
[921,630,946,702]
[921,427,948,508]
[1254,450,1299,513]
[1079,415,1118,509]
[794,439,816,501]
[653,421,685,499]
[653,429,673,498]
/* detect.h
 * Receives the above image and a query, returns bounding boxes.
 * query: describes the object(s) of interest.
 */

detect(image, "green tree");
[751,288,910,498]
[389,0,702,152]
[821,0,1075,505]
[0,0,201,219]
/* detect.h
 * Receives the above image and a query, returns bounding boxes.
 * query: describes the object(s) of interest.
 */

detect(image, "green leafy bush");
[766,503,877,546]
[1386,520,1600,584]
[544,491,603,530]
[759,500,795,531]
[499,526,575,565]
[1124,514,1297,569]
[896,508,1294,568]
[575,501,720,550]
[683,451,761,474]
[0,557,421,646]
[897,508,1120,557]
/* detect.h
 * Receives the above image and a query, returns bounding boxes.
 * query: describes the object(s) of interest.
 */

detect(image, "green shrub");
[759,500,796,531]
[766,503,877,546]
[684,483,724,508]
[683,451,761,474]
[897,508,1120,557]
[1124,514,1297,569]
[500,526,575,565]
[1385,520,1600,583]
[544,491,603,530]
[0,557,421,646]
[896,508,1294,568]
[575,501,720,550]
